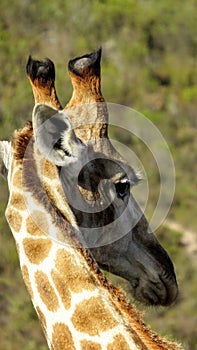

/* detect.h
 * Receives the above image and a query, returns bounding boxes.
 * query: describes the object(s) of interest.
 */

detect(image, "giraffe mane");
[12,121,33,161]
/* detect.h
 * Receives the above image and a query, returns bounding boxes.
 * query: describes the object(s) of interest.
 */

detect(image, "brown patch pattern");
[71,296,118,336]
[35,270,59,311]
[9,191,26,211]
[51,269,71,310]
[12,169,23,189]
[80,340,102,350]
[21,265,34,299]
[55,249,95,294]
[52,323,75,350]
[43,159,59,179]
[6,207,22,232]
[23,238,52,264]
[56,184,67,199]
[26,212,48,236]
[107,334,131,350]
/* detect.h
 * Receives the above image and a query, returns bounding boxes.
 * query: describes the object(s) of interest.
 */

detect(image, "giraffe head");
[31,97,178,306]
[0,49,178,308]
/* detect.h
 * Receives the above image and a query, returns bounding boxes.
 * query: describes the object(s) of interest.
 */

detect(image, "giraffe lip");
[159,274,178,306]
[130,274,178,306]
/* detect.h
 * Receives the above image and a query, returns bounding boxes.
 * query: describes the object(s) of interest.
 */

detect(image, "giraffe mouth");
[159,271,178,306]
[91,234,179,306]
[98,260,178,306]
[130,272,178,306]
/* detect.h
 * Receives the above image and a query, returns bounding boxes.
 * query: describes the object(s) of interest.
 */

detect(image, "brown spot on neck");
[51,268,71,310]
[23,238,52,264]
[51,323,75,350]
[6,207,22,233]
[36,306,48,342]
[54,248,95,294]
[80,340,102,350]
[21,265,34,300]
[107,334,131,350]
[42,158,60,179]
[71,296,118,336]
[35,271,59,312]
[9,192,27,211]
[12,168,23,189]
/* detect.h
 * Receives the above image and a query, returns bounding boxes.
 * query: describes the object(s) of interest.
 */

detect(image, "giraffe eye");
[115,180,130,199]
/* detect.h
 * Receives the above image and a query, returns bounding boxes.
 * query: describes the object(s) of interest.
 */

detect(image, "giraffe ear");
[32,104,84,166]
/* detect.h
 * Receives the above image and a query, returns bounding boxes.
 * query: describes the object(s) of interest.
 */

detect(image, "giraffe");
[0,49,182,350]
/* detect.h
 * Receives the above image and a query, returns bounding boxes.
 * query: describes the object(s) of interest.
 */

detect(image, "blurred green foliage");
[0,0,196,349]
